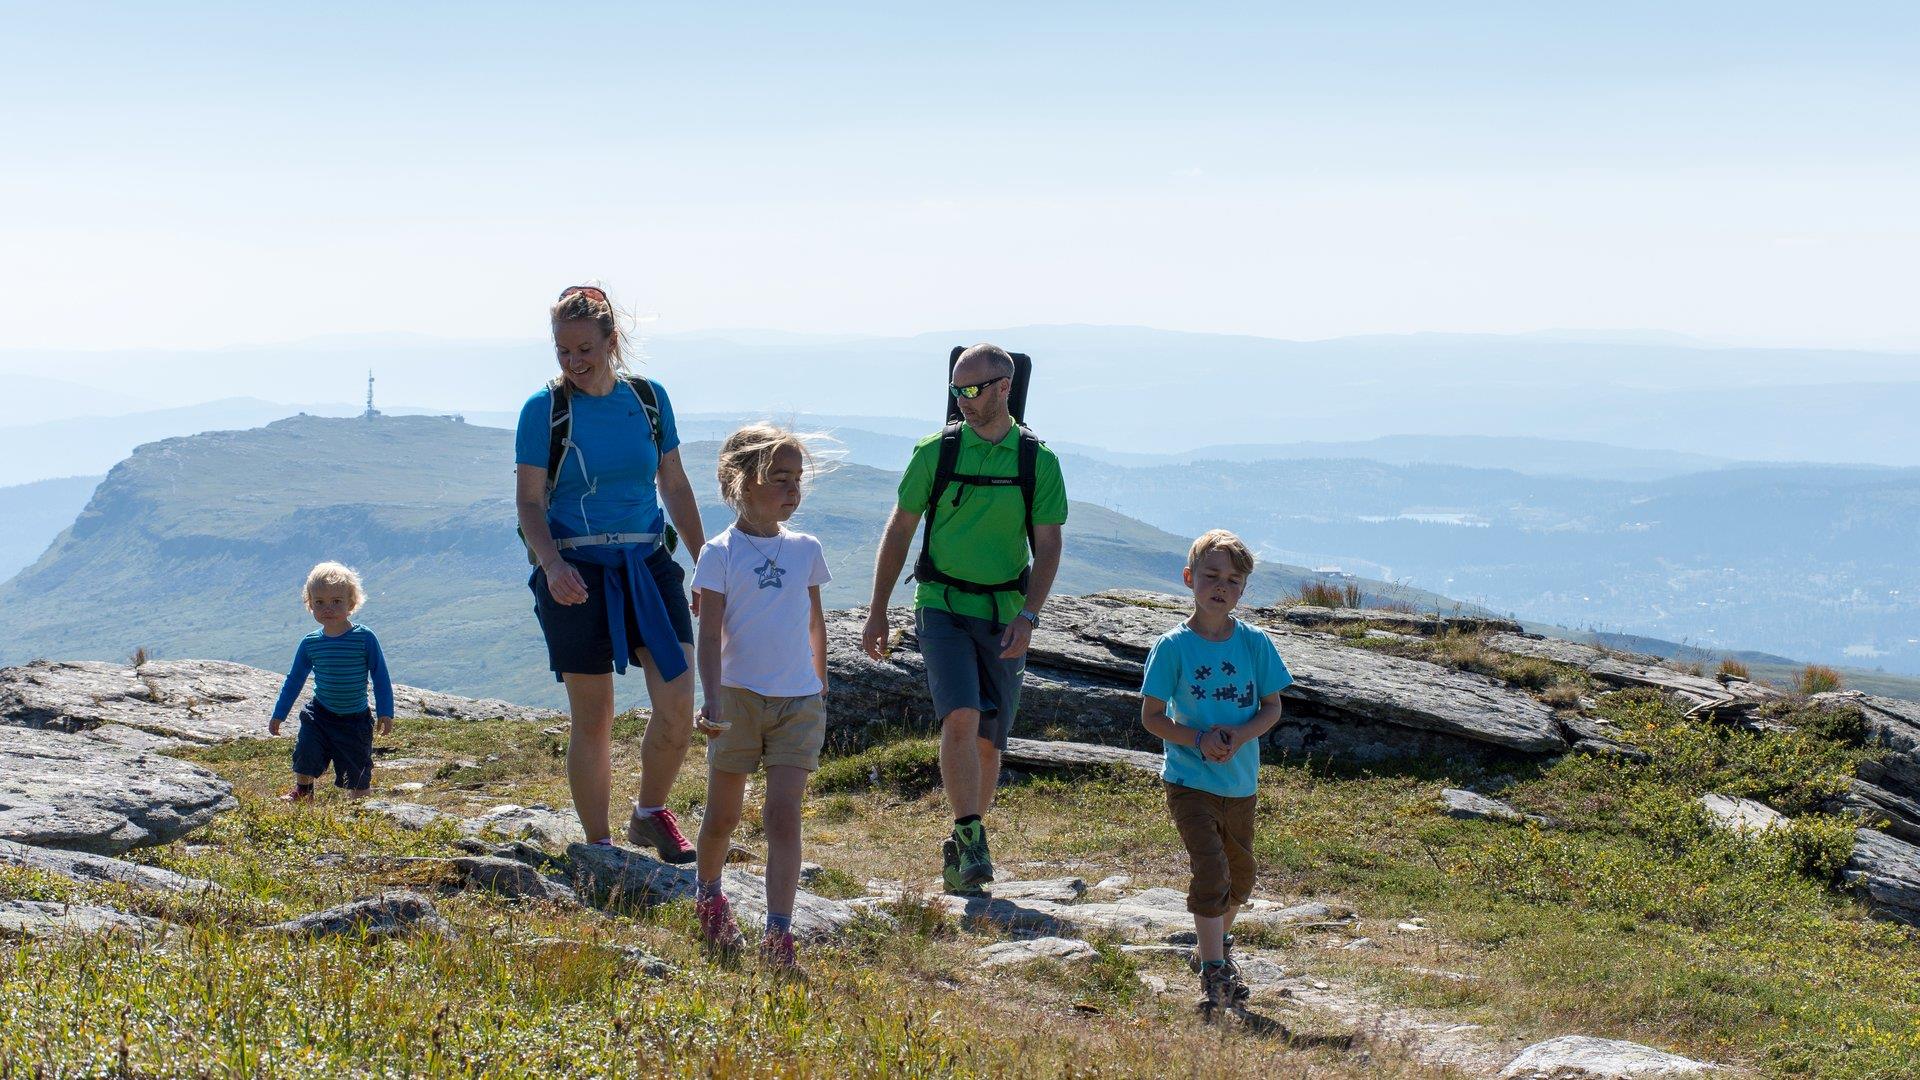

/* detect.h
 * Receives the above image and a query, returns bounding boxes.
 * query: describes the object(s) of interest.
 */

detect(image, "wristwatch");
[1016,608,1042,629]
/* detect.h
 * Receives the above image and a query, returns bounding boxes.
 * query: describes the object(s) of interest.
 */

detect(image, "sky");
[4,1,1918,351]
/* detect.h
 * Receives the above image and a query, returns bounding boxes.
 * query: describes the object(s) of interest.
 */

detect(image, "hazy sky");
[5,2,1917,351]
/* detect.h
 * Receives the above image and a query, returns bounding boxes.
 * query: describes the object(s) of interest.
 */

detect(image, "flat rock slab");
[567,842,858,941]
[1831,779,1920,845]
[463,804,587,849]
[1002,739,1161,775]
[0,837,217,893]
[0,899,165,940]
[1486,634,1776,716]
[363,801,458,831]
[829,595,1566,760]
[985,877,1088,903]
[262,890,456,940]
[1256,605,1524,637]
[1699,793,1787,834]
[0,725,236,855]
[1440,788,1541,825]
[1500,1035,1718,1078]
[1844,828,1920,925]
[0,658,555,747]
[977,936,1099,967]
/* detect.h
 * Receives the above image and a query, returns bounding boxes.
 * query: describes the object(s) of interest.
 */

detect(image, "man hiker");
[861,343,1068,892]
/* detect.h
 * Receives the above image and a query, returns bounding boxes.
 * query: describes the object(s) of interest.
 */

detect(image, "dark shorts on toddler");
[1166,781,1257,918]
[916,607,1026,750]
[292,700,375,790]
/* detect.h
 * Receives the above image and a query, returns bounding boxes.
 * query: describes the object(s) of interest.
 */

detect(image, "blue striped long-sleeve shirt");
[271,624,396,720]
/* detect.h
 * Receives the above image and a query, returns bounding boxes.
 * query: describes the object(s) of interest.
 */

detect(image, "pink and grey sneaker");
[695,892,745,953]
[760,928,805,979]
[626,805,697,864]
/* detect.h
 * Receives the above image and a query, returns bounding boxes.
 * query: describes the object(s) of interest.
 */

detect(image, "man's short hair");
[1187,529,1256,576]
[956,343,1015,381]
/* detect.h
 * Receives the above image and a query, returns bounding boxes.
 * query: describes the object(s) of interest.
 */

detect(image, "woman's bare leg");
[560,672,616,842]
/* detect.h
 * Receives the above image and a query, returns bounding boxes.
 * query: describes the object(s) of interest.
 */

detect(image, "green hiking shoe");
[952,819,994,888]
[941,836,980,894]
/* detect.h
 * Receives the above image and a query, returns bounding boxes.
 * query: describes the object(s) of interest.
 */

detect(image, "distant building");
[362,370,381,419]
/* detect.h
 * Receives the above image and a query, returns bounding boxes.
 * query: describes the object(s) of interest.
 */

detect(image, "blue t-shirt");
[272,624,396,720]
[514,378,681,543]
[1141,619,1293,798]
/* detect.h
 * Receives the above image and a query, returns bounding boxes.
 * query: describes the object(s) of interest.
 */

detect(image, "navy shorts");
[916,607,1027,750]
[291,700,375,789]
[531,546,694,677]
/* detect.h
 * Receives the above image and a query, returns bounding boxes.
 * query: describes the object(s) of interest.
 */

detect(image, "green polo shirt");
[898,423,1069,624]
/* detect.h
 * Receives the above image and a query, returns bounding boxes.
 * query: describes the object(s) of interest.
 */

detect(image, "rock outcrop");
[1843,827,1920,925]
[0,726,236,855]
[1486,634,1778,717]
[567,842,859,941]
[1440,788,1542,826]
[0,658,555,748]
[829,594,1567,762]
[1498,1035,1718,1078]
[1698,794,1787,835]
[0,837,217,893]
[262,890,457,940]
[0,900,165,940]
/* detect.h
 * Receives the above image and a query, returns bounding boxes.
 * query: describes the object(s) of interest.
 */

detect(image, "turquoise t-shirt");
[514,378,680,543]
[1141,619,1292,798]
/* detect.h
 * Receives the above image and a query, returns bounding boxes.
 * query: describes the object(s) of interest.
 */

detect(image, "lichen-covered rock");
[362,801,457,832]
[1440,788,1542,825]
[0,726,235,854]
[448,857,578,904]
[262,890,456,940]
[1698,793,1787,834]
[462,804,587,849]
[567,842,858,940]
[0,899,165,940]
[1844,828,1920,926]
[977,936,1099,967]
[0,837,217,893]
[0,658,555,747]
[1499,1035,1718,1078]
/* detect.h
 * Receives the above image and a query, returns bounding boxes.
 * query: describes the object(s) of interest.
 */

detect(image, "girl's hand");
[544,559,589,605]
[696,702,729,734]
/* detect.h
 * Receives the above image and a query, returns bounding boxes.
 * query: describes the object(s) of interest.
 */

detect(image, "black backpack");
[520,375,675,562]
[911,348,1040,601]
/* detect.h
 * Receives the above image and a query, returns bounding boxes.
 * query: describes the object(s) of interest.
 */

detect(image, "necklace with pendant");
[740,524,787,589]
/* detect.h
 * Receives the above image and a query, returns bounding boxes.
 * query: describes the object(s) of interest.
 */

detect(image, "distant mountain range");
[0,415,1448,709]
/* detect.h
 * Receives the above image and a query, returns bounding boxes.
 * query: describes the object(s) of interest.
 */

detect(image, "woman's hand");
[544,559,590,605]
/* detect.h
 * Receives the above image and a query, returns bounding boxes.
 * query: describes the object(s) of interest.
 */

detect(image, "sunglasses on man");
[949,376,1009,400]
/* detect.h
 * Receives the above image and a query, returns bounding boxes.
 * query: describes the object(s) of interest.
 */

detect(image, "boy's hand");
[268,717,283,736]
[376,716,394,736]
[1202,726,1237,762]
[695,702,730,734]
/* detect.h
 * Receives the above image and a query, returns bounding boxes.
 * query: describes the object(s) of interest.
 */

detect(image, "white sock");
[636,805,665,817]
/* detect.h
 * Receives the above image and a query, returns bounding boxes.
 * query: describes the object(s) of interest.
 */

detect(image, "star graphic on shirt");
[1220,660,1237,677]
[754,559,786,589]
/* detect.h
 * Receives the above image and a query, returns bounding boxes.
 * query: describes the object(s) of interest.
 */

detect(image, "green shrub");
[812,738,943,798]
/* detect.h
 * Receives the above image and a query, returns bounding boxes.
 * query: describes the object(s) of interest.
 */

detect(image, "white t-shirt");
[689,524,832,697]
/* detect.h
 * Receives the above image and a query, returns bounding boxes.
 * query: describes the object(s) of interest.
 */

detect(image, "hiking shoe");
[627,805,697,864]
[280,786,314,803]
[952,819,994,888]
[1198,964,1235,1019]
[760,929,806,979]
[1220,937,1252,1004]
[940,837,981,895]
[695,892,745,952]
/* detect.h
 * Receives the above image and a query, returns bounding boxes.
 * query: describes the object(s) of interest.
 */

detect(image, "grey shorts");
[916,607,1026,750]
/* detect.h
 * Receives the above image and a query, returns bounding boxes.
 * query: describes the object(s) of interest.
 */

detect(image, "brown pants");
[1166,782,1257,918]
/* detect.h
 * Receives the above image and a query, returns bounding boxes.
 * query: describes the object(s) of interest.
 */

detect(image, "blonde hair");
[716,423,819,509]
[303,561,366,613]
[1187,529,1255,576]
[549,282,636,380]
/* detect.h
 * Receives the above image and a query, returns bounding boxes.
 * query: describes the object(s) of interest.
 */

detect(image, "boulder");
[829,595,1566,761]
[447,857,578,904]
[1843,828,1920,925]
[262,890,457,940]
[0,837,217,893]
[566,842,858,941]
[0,726,236,854]
[1499,1035,1718,1078]
[1817,692,1920,806]
[0,899,165,940]
[0,658,555,747]
[462,804,587,849]
[1698,794,1787,834]
[1439,788,1541,826]
[977,936,1099,967]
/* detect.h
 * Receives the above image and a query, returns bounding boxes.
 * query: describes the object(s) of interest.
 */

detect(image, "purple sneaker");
[626,805,697,864]
[696,892,745,952]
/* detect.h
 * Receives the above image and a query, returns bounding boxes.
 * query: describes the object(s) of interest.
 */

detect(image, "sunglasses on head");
[557,284,609,304]
[949,375,1009,400]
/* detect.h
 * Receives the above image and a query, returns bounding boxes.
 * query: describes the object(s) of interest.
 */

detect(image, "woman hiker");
[514,283,706,861]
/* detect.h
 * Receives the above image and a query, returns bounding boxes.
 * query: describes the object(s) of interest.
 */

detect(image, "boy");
[269,562,396,800]
[1140,530,1292,1016]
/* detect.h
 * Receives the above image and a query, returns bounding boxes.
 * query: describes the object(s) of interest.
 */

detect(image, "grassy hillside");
[0,474,100,579]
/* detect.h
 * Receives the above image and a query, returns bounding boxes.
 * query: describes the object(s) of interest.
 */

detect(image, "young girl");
[688,424,832,973]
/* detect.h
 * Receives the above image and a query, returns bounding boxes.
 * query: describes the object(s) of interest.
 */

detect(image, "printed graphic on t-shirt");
[754,559,786,589]
[1190,661,1256,707]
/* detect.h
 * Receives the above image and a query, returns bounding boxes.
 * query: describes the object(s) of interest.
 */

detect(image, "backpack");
[911,348,1040,603]
[519,375,675,563]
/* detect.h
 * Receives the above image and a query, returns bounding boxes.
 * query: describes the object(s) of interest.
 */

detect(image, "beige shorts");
[706,686,827,774]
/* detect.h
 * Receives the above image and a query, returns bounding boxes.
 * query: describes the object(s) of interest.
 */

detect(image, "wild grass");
[1295,580,1364,608]
[1718,657,1752,680]
[1799,664,1846,695]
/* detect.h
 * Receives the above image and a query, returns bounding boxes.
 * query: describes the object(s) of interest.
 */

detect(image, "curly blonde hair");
[303,561,366,613]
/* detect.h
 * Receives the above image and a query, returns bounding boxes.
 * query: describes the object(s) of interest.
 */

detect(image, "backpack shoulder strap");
[624,376,665,454]
[1016,425,1040,552]
[928,421,965,511]
[544,380,572,498]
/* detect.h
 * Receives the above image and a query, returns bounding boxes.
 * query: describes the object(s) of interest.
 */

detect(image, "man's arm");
[861,506,921,660]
